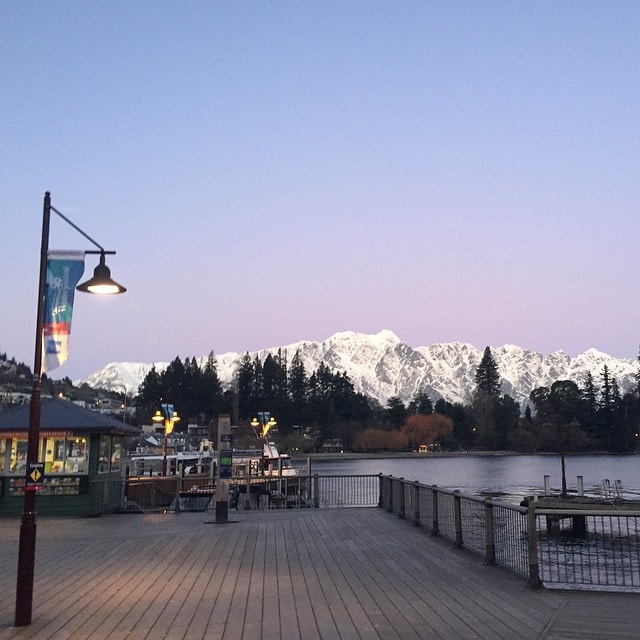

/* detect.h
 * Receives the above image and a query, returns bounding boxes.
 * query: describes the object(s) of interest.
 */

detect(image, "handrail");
[378,473,640,592]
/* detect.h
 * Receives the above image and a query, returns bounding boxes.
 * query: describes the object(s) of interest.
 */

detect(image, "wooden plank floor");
[0,508,638,639]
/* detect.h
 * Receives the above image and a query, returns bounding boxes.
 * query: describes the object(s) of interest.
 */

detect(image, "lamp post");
[543,417,580,499]
[250,411,277,474]
[15,192,126,627]
[153,404,180,475]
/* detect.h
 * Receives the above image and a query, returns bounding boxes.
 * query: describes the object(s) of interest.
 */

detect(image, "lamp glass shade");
[77,253,126,294]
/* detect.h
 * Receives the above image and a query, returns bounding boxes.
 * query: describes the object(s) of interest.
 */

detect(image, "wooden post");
[483,499,495,565]
[174,462,182,513]
[398,478,405,519]
[453,491,463,549]
[526,502,542,589]
[413,481,420,526]
[313,474,320,509]
[431,485,440,536]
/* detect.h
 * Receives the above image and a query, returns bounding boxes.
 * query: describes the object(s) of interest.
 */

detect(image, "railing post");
[398,478,405,519]
[453,490,463,548]
[484,498,495,566]
[378,474,384,508]
[387,476,394,513]
[526,502,542,589]
[413,481,420,526]
[313,474,320,509]
[431,485,439,536]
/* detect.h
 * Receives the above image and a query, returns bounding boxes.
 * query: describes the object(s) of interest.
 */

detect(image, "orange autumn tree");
[353,428,408,451]
[401,413,453,449]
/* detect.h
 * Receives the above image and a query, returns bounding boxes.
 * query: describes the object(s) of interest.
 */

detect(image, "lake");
[301,453,640,500]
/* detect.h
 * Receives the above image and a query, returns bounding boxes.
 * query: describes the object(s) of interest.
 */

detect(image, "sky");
[2,1,640,381]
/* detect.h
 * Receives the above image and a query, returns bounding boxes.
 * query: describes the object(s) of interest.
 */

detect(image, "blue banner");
[43,251,85,372]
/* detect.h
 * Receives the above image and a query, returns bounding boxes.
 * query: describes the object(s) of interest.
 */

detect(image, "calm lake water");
[302,454,640,500]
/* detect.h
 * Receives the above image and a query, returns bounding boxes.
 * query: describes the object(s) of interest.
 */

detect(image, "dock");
[0,507,638,639]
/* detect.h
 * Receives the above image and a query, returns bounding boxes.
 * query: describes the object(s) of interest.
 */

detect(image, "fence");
[20,471,640,592]
[116,473,380,513]
[379,475,640,592]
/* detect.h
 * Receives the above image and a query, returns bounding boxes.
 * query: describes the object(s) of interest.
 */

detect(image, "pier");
[0,508,639,639]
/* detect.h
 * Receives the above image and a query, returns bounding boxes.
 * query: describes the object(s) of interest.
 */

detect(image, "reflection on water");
[305,454,640,500]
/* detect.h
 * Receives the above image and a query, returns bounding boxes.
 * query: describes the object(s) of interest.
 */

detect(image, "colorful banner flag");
[43,251,85,372]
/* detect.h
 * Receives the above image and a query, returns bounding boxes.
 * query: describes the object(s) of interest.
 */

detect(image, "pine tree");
[288,350,307,424]
[475,347,501,399]
[472,347,501,449]
[408,392,433,415]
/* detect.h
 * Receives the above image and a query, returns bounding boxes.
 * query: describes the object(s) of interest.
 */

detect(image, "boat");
[125,451,215,477]
[231,442,297,479]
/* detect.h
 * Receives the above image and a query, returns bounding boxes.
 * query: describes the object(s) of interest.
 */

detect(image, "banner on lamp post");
[43,251,85,372]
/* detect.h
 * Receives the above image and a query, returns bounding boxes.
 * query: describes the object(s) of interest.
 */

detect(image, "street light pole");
[153,404,179,475]
[251,412,277,474]
[15,192,125,627]
[14,194,50,627]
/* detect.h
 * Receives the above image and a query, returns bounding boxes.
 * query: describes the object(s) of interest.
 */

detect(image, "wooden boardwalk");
[0,507,638,639]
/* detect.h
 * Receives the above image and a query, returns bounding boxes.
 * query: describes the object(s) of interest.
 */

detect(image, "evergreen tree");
[475,347,501,399]
[135,365,163,423]
[580,371,599,440]
[288,350,307,424]
[236,353,255,420]
[599,365,614,449]
[385,397,407,429]
[494,394,520,449]
[408,392,433,415]
[472,347,501,448]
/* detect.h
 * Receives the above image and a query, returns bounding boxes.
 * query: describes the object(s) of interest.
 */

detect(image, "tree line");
[132,347,640,454]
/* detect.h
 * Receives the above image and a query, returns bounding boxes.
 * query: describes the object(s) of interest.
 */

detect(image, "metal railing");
[8,470,639,592]
[116,473,380,514]
[535,509,640,591]
[379,475,640,592]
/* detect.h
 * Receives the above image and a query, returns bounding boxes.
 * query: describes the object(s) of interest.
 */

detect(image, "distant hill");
[76,330,638,409]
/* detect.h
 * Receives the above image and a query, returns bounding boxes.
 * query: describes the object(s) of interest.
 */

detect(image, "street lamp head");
[76,252,126,294]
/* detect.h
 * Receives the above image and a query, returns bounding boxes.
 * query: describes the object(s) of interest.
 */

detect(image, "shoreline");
[289,450,638,462]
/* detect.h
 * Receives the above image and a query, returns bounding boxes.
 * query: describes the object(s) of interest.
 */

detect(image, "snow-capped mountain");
[77,330,638,409]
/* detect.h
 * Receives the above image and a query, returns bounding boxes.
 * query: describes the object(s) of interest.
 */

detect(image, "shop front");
[0,398,141,516]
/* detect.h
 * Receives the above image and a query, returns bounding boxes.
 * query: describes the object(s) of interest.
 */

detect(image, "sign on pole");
[216,415,232,522]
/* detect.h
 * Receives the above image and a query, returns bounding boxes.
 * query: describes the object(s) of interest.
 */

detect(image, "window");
[111,439,122,472]
[98,435,111,473]
[10,438,28,474]
[42,436,89,474]
[98,435,124,474]
[0,438,6,473]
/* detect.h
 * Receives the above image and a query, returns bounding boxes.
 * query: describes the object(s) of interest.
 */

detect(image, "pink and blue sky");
[2,1,640,381]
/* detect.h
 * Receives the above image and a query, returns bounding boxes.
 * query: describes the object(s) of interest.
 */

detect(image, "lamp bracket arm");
[50,204,106,252]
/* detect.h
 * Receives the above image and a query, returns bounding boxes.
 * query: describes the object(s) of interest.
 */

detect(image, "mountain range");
[77,330,639,410]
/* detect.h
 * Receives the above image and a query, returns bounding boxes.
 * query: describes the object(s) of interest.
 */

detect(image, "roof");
[0,398,141,437]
